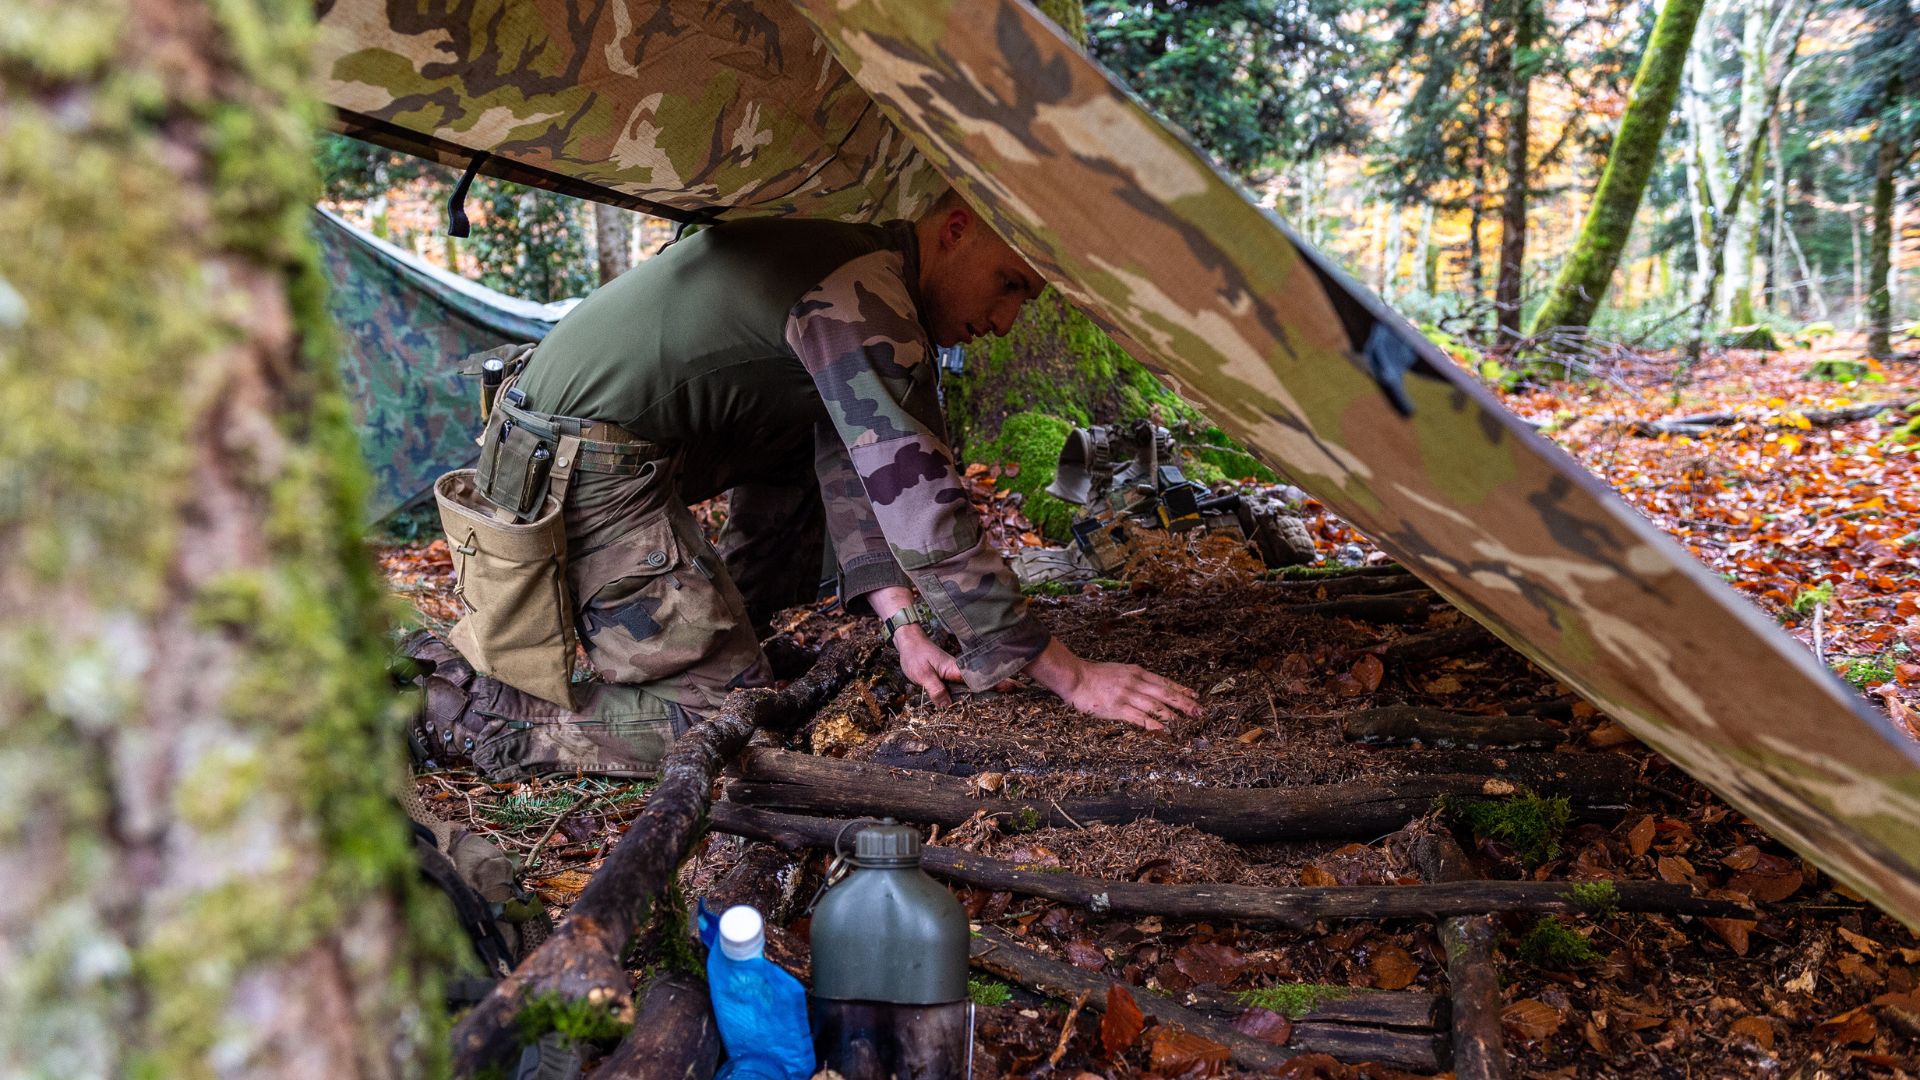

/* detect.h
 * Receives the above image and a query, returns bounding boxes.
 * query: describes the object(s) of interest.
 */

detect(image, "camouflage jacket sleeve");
[787,251,1051,689]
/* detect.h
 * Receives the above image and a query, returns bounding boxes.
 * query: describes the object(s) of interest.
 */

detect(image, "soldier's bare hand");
[1022,638,1201,731]
[893,624,966,707]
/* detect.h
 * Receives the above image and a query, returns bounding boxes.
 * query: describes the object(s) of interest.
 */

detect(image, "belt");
[496,400,672,473]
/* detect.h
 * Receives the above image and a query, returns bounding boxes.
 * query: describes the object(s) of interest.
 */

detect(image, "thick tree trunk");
[1869,129,1900,358]
[1530,0,1707,332]
[594,203,633,284]
[0,1,439,1075]
[1722,3,1770,325]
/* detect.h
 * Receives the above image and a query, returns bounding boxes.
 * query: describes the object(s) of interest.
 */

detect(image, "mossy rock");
[1717,324,1782,351]
[1802,358,1877,382]
[973,411,1077,541]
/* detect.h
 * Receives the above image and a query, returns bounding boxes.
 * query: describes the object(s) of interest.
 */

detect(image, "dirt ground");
[384,337,1920,1078]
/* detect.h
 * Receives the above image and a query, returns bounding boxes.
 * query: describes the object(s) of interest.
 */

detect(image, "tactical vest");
[515,218,919,501]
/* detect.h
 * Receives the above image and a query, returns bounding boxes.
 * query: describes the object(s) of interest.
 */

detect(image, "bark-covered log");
[708,805,1752,927]
[592,975,723,1080]
[1344,707,1566,751]
[970,926,1444,1071]
[1380,624,1500,665]
[1408,827,1509,1080]
[1267,572,1423,599]
[1176,984,1445,1030]
[1290,592,1434,624]
[450,647,863,1075]
[1628,397,1919,437]
[725,749,1635,843]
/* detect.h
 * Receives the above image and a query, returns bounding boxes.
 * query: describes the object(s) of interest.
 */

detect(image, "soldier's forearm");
[866,585,916,622]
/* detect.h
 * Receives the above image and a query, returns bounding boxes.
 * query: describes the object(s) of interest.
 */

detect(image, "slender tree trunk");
[1531,0,1708,331]
[1869,130,1900,358]
[1853,184,1867,329]
[1494,0,1536,343]
[1418,203,1439,293]
[0,0,440,1076]
[1723,2,1769,324]
[1382,202,1405,299]
[1770,112,1793,317]
[594,203,634,284]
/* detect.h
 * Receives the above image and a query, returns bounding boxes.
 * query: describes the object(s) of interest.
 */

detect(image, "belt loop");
[548,434,583,507]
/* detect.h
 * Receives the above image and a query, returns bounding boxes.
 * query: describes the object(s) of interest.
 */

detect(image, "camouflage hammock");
[315,207,574,519]
[314,0,1920,927]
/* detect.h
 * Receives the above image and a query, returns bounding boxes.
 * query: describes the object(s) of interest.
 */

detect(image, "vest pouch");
[476,415,555,521]
[435,469,578,709]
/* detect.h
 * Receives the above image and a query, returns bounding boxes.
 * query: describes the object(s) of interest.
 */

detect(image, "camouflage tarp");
[314,0,945,222]
[315,207,572,519]
[311,0,1920,928]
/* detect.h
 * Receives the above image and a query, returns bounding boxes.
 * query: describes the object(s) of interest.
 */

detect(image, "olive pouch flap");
[476,414,554,521]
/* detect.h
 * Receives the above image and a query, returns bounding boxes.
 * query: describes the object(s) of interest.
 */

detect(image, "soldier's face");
[921,208,1044,347]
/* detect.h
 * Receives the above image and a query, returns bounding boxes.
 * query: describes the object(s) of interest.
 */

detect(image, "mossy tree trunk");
[594,203,633,284]
[1530,0,1707,333]
[0,1,444,1076]
[1868,128,1900,358]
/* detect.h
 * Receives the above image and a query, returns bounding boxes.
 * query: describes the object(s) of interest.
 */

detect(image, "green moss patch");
[1234,983,1374,1018]
[1516,917,1603,970]
[1441,790,1572,867]
[968,978,1014,1007]
[514,991,632,1049]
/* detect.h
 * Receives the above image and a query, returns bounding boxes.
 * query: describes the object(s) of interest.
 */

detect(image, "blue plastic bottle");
[701,903,816,1080]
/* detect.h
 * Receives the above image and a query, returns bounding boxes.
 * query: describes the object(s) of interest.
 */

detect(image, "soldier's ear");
[939,206,975,250]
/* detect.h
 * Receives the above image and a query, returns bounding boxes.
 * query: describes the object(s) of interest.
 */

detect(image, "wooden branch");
[591,974,723,1080]
[1628,397,1919,437]
[724,749,1636,843]
[1290,592,1434,624]
[1267,572,1423,599]
[1175,983,1445,1030]
[969,925,1444,1072]
[450,646,864,1075]
[707,805,1754,927]
[1343,706,1566,751]
[1379,624,1499,665]
[1407,826,1508,1080]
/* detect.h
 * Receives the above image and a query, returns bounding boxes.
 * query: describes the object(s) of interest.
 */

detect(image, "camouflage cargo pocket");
[567,505,750,686]
[471,715,677,780]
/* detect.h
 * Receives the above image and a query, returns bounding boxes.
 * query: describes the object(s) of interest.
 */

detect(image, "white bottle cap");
[718,904,766,961]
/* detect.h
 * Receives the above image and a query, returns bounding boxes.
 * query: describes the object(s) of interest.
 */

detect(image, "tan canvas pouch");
[435,435,583,708]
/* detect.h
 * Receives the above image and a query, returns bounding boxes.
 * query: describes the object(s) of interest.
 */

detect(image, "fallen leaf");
[1100,984,1145,1058]
[1298,865,1338,887]
[1481,778,1517,796]
[1351,654,1385,692]
[1626,816,1656,859]
[1065,941,1108,972]
[1368,945,1420,990]
[1587,720,1638,747]
[1728,868,1801,903]
[1173,942,1248,986]
[1814,1007,1878,1045]
[1730,1016,1775,1051]
[1148,1028,1230,1074]
[1834,953,1884,988]
[1271,1052,1348,1078]
[1656,855,1696,884]
[1502,998,1565,1042]
[1837,927,1880,957]
[1231,1006,1293,1046]
[1722,844,1762,871]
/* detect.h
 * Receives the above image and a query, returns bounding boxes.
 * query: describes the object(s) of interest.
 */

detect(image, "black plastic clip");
[446,151,489,238]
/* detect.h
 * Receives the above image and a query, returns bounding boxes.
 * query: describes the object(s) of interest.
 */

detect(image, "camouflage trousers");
[412,449,821,780]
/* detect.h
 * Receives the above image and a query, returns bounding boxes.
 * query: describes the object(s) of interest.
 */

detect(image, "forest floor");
[378,333,1920,1078]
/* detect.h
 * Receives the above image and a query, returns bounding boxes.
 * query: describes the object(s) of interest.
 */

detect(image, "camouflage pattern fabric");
[313,0,946,223]
[564,456,773,713]
[788,0,1920,929]
[715,480,830,637]
[790,250,1051,687]
[315,208,564,519]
